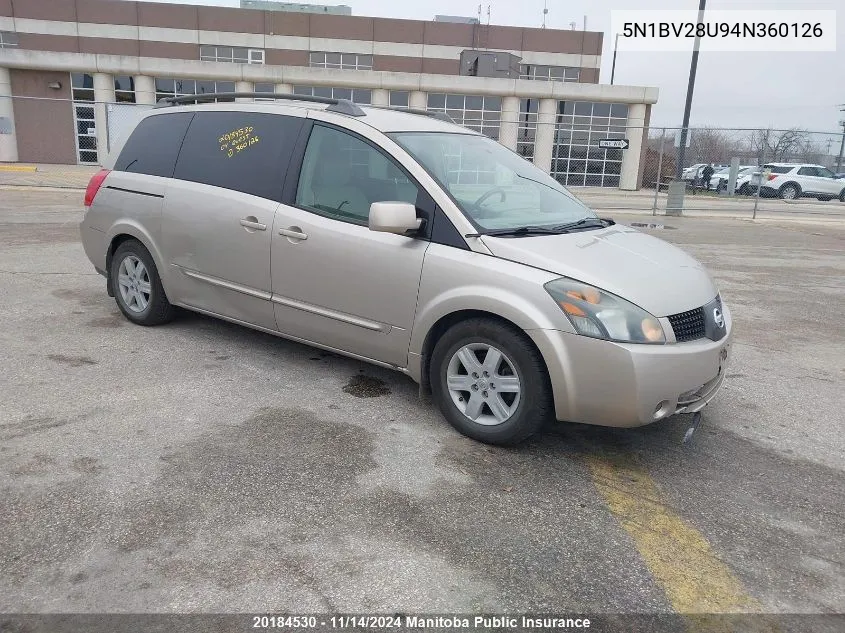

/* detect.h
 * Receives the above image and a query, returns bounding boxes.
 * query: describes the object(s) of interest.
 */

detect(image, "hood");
[481,225,718,317]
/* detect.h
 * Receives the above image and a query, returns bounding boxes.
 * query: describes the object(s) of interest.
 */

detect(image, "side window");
[114,113,193,178]
[173,111,303,201]
[817,167,835,179]
[295,125,420,225]
[797,166,818,176]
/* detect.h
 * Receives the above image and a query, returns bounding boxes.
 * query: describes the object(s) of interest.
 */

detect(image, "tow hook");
[683,411,703,444]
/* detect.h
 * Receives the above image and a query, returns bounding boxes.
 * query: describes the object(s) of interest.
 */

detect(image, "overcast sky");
[144,0,844,135]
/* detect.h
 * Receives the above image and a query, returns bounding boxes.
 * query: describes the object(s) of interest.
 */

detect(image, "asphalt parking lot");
[1,189,844,624]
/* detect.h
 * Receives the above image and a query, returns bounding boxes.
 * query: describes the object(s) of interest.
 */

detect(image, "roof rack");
[155,92,366,116]
[365,104,455,123]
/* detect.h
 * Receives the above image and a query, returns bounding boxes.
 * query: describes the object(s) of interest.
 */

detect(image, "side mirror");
[368,201,421,235]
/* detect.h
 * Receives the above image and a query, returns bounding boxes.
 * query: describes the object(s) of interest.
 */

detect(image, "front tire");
[430,318,553,445]
[110,239,174,326]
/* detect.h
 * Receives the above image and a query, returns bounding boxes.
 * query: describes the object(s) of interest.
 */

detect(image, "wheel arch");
[779,181,802,197]
[417,309,553,397]
[105,222,170,294]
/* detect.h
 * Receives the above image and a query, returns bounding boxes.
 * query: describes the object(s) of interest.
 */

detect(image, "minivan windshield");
[390,132,596,231]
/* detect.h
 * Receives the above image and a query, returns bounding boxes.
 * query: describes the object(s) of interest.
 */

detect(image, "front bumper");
[527,306,732,428]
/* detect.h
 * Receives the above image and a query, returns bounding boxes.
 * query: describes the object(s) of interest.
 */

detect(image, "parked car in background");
[683,164,727,188]
[79,94,732,445]
[723,166,759,194]
[711,166,755,193]
[750,163,845,201]
[681,164,707,183]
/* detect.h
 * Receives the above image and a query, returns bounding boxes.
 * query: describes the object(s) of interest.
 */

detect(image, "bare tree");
[749,128,811,163]
[688,127,740,164]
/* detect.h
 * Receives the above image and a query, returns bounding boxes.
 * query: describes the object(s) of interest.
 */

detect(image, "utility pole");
[610,33,619,85]
[837,105,845,174]
[675,0,707,180]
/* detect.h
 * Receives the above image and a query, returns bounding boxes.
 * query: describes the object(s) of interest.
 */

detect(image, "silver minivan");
[80,94,731,445]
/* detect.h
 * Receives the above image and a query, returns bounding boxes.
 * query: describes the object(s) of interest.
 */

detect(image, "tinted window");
[173,111,303,201]
[114,112,194,178]
[797,166,818,176]
[764,165,793,174]
[296,125,419,226]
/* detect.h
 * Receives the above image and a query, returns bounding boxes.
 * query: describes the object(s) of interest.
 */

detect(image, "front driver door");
[270,123,429,368]
[815,167,844,196]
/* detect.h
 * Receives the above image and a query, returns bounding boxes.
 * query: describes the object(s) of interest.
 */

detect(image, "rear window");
[114,112,194,178]
[763,165,793,174]
[173,111,304,201]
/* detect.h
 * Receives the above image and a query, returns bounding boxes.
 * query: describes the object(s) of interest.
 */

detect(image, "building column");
[371,88,389,106]
[498,95,519,151]
[409,90,427,110]
[134,75,156,105]
[533,98,557,175]
[235,80,253,102]
[0,67,18,162]
[274,83,292,94]
[93,72,115,162]
[620,103,647,191]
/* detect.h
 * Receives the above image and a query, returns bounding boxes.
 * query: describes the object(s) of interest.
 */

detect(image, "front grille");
[668,307,706,342]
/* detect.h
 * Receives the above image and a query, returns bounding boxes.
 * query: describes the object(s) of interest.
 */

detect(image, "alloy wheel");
[117,255,151,313]
[446,343,521,426]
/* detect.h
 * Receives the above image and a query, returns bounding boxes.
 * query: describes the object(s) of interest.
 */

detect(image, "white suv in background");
[752,163,845,201]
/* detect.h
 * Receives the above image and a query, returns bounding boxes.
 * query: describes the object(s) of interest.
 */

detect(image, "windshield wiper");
[464,226,564,238]
[553,217,615,232]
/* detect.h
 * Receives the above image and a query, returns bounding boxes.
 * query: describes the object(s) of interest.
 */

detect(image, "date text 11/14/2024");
[251,615,593,629]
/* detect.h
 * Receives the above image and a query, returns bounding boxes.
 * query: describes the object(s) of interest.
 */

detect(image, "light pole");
[675,0,707,180]
[610,33,620,85]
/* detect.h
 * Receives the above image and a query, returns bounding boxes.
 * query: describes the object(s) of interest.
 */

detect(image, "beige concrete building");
[0,0,658,189]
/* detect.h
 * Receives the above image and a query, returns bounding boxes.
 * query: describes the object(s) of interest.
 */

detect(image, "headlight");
[544,278,665,344]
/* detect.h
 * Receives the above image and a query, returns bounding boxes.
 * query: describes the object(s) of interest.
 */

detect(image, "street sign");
[597,138,629,149]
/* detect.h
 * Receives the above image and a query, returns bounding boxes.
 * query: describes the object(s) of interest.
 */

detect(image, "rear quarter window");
[764,165,794,174]
[113,112,194,178]
[173,111,304,201]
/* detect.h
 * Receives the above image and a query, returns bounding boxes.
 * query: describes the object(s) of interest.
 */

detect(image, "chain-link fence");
[2,94,844,219]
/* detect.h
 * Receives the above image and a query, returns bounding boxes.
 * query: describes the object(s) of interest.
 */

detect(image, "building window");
[113,75,136,103]
[426,93,501,140]
[309,52,373,70]
[0,31,19,48]
[254,82,275,101]
[516,98,538,162]
[71,73,97,165]
[389,91,409,109]
[154,78,236,103]
[551,101,629,188]
[519,64,580,82]
[200,45,265,65]
[292,85,372,105]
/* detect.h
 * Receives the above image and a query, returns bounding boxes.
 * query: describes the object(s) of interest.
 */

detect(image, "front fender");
[408,245,576,376]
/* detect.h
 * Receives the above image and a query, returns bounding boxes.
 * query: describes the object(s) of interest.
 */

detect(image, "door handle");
[279,227,308,241]
[240,217,267,231]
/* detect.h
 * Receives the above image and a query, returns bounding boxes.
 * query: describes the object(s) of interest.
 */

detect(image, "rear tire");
[738,183,749,196]
[110,239,174,326]
[430,318,553,445]
[779,183,801,200]
[840,189,845,203]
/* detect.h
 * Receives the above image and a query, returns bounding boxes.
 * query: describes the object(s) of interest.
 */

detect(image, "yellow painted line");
[587,453,762,615]
[0,164,37,172]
